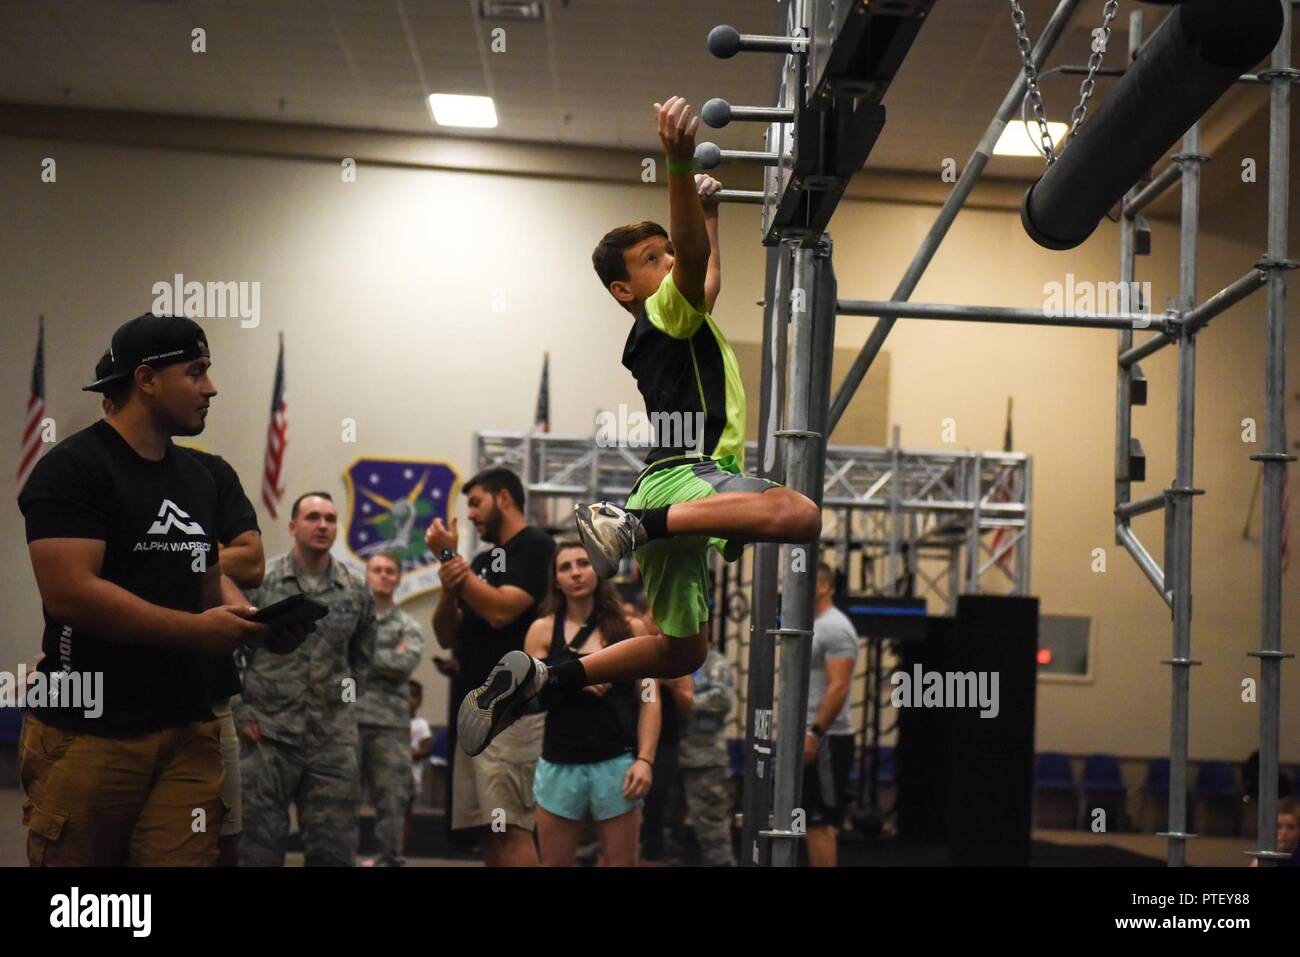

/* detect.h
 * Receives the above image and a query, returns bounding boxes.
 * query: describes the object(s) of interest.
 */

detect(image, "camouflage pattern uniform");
[234,553,377,866]
[678,647,737,866]
[354,604,424,865]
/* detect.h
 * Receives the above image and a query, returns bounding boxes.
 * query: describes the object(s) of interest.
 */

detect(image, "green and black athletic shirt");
[621,271,747,470]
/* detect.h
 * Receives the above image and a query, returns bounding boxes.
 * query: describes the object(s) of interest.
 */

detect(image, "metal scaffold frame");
[472,428,1031,607]
[475,0,1293,869]
[698,0,1294,867]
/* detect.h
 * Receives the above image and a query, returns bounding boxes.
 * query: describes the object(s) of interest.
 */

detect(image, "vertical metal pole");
[905,509,918,596]
[1251,0,1294,867]
[769,241,834,868]
[742,243,792,866]
[840,506,851,580]
[717,553,730,654]
[967,453,983,593]
[521,429,535,525]
[1017,457,1034,595]
[947,543,960,615]
[468,434,483,556]
[889,425,903,596]
[1164,121,1204,867]
[1115,11,1144,524]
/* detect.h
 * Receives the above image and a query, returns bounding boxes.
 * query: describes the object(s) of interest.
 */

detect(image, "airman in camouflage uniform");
[235,549,377,866]
[678,645,737,866]
[355,601,424,865]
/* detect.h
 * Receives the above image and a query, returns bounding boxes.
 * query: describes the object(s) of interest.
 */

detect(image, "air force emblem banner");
[336,457,458,603]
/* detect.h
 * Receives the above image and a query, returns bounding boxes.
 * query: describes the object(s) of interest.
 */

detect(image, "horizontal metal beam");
[716,189,767,204]
[1180,268,1268,334]
[1116,522,1172,608]
[1116,493,1166,521]
[1118,330,1174,368]
[820,497,1024,515]
[837,299,1146,330]
[695,142,779,169]
[1118,268,1268,365]
[1123,162,1184,219]
[1053,66,1298,86]
[701,98,794,127]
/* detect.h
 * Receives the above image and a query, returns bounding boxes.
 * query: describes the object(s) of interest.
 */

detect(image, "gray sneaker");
[457,650,548,757]
[574,501,646,578]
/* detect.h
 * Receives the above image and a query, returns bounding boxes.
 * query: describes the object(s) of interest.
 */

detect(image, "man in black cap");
[17,313,303,866]
[95,347,266,866]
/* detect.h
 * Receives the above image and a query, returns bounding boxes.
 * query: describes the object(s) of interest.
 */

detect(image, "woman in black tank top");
[526,540,661,866]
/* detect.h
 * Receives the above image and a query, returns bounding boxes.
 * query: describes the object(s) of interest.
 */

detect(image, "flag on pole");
[989,396,1018,577]
[16,317,46,495]
[261,333,288,517]
[533,352,551,526]
[534,352,550,433]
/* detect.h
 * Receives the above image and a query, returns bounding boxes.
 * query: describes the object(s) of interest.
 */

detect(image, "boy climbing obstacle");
[457,95,821,757]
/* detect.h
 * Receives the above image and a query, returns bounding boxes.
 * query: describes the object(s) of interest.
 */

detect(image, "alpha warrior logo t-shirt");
[19,420,220,737]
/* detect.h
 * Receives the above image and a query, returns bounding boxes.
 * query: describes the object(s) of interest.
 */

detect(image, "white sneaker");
[574,501,646,578]
[456,650,548,757]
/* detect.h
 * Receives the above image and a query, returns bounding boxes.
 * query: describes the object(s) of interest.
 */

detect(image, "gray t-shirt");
[807,605,859,735]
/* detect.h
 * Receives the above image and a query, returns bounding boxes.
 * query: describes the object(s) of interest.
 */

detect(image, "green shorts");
[625,454,779,638]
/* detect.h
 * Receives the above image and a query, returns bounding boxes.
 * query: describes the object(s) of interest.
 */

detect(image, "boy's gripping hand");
[696,172,722,211]
[654,96,700,165]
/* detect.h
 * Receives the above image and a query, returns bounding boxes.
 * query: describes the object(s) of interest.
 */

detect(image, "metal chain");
[1069,0,1120,138]
[1009,0,1123,165]
[1008,0,1057,165]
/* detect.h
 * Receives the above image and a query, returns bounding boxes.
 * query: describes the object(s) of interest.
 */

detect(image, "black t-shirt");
[181,448,260,702]
[18,420,220,737]
[452,526,554,705]
[540,613,638,765]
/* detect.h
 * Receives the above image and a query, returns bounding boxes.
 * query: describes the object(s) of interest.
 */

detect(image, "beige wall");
[1,119,1295,763]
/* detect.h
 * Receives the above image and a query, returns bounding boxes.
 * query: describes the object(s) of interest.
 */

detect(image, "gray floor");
[3,785,1256,868]
[0,787,477,867]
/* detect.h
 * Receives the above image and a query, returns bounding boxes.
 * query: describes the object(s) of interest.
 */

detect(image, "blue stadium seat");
[726,738,744,778]
[1143,757,1170,795]
[1082,754,1126,793]
[1193,760,1239,798]
[0,707,22,744]
[1035,752,1076,791]
[429,726,449,767]
[875,745,896,784]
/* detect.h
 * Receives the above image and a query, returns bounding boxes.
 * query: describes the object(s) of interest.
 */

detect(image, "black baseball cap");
[83,314,211,393]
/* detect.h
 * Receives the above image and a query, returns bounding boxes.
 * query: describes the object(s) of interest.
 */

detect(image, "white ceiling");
[0,0,1284,179]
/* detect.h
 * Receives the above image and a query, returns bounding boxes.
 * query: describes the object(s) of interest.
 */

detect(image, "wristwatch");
[809,723,826,738]
[437,548,456,562]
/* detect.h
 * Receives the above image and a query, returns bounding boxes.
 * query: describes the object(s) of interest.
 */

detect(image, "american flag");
[534,352,550,433]
[261,333,288,517]
[16,317,46,495]
[988,396,1018,577]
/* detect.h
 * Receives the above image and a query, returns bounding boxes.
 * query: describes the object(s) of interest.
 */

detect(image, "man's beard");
[482,506,503,544]
[161,404,205,437]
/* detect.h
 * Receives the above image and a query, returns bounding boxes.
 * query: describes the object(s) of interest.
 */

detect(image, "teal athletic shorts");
[625,453,780,638]
[534,753,640,822]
